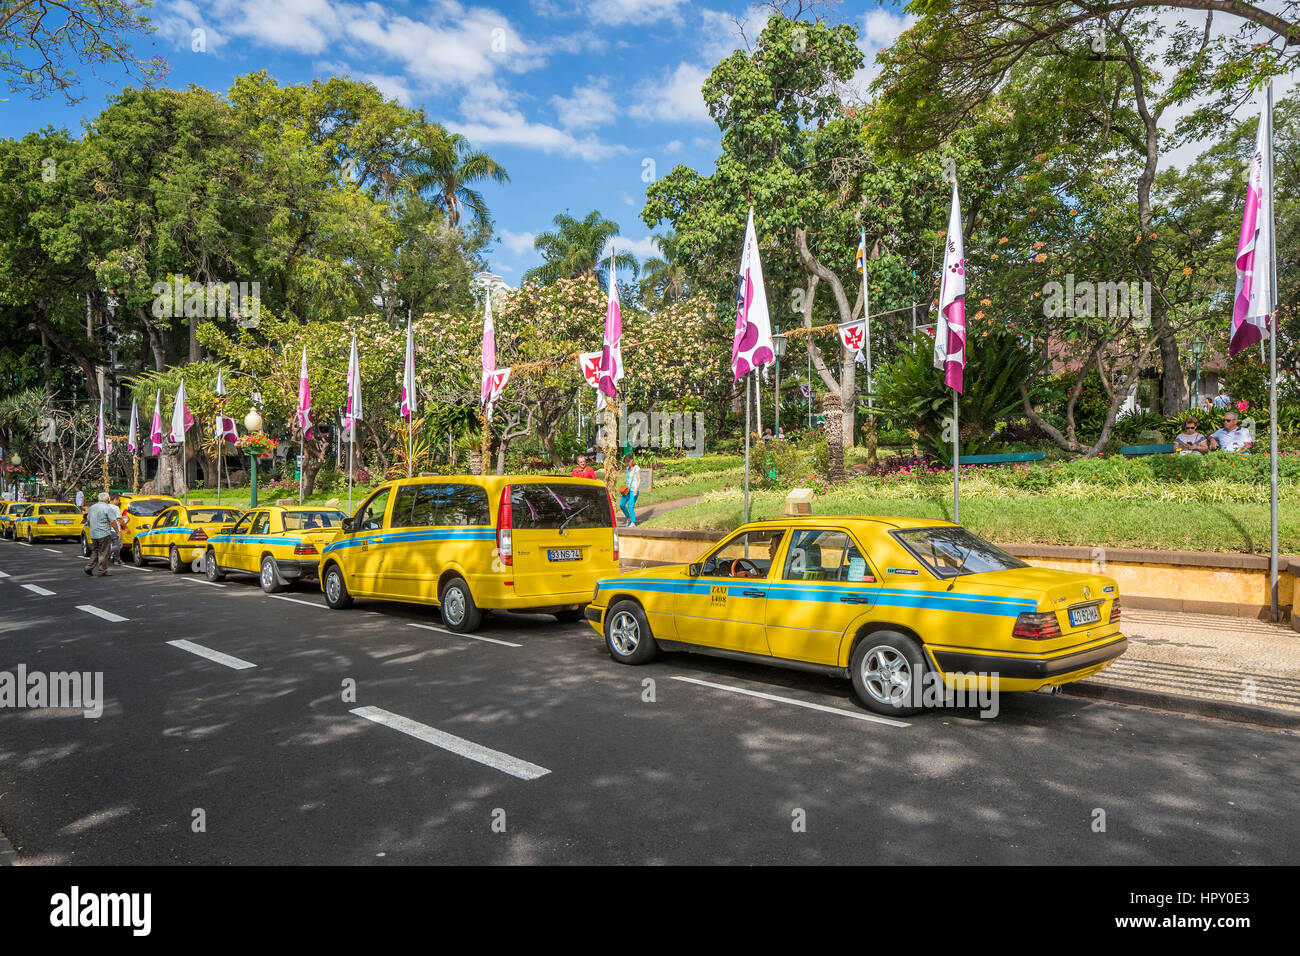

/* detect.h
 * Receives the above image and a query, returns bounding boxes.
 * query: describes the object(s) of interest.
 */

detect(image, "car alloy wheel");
[604,601,656,665]
[26,526,34,543]
[849,631,927,716]
[260,555,283,593]
[860,645,913,706]
[81,535,90,558]
[205,550,224,582]
[131,540,143,565]
[609,609,640,656]
[169,545,185,574]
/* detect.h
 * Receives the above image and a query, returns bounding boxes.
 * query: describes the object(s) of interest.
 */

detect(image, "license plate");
[548,549,582,562]
[56,519,72,524]
[1069,604,1101,627]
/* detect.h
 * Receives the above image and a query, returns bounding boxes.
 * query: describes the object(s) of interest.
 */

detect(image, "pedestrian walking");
[619,453,641,527]
[83,492,122,577]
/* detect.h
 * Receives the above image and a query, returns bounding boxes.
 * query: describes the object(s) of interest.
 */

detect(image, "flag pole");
[1266,78,1279,621]
[216,438,222,506]
[952,390,960,524]
[744,373,751,523]
[347,429,354,514]
[299,433,305,505]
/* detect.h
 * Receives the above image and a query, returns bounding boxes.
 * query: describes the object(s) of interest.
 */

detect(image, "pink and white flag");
[933,182,968,393]
[598,251,624,399]
[96,400,106,455]
[400,319,417,420]
[214,370,238,444]
[150,390,163,455]
[485,368,511,413]
[296,347,314,440]
[344,334,363,441]
[731,206,774,381]
[578,351,603,389]
[838,319,866,354]
[1230,86,1275,357]
[170,380,193,443]
[127,398,139,455]
[480,293,496,408]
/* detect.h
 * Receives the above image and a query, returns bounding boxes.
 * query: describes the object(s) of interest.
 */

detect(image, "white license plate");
[548,549,582,562]
[1069,604,1101,627]
[56,519,73,524]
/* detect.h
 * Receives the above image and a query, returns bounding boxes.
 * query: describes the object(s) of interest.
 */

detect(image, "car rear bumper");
[275,559,319,580]
[929,635,1127,689]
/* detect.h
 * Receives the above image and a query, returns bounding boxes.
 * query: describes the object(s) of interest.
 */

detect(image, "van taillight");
[188,528,208,541]
[1012,611,1062,640]
[497,485,513,566]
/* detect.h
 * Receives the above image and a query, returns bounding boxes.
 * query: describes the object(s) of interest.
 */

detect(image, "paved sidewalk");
[1069,608,1300,727]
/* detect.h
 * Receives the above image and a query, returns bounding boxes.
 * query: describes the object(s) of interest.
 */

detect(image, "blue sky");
[0,0,915,281]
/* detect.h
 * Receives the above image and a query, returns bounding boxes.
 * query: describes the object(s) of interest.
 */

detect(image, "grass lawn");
[645,487,1300,555]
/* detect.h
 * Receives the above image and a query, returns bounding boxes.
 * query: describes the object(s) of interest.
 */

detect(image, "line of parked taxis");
[2,474,1126,716]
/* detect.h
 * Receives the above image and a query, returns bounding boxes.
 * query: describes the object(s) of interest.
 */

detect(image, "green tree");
[525,210,639,286]
[638,232,690,306]
[401,127,509,231]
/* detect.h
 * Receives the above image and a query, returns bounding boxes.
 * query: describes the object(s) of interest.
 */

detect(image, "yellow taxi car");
[203,505,347,592]
[0,502,32,539]
[109,494,182,559]
[319,475,619,632]
[586,516,1126,716]
[131,504,244,572]
[14,502,84,542]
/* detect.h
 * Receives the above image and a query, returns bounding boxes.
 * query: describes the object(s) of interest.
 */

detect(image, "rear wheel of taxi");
[439,576,481,633]
[169,545,188,574]
[130,540,145,566]
[204,549,225,582]
[80,534,91,558]
[259,555,284,594]
[322,564,352,609]
[604,601,657,665]
[850,631,926,717]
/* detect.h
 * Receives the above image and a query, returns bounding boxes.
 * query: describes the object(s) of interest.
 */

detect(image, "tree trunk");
[823,391,845,482]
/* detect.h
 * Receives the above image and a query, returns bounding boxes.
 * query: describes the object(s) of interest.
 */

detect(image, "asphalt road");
[1,535,1296,865]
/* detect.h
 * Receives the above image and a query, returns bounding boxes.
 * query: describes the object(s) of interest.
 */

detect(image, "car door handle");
[742,589,766,598]
[839,594,871,604]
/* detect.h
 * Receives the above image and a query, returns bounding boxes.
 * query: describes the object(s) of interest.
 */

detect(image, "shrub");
[1149,453,1206,482]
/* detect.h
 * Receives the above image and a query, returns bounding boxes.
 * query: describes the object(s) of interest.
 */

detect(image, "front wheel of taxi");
[259,555,285,594]
[604,601,657,665]
[130,540,145,566]
[169,545,189,574]
[25,525,34,544]
[439,576,481,633]
[850,631,926,717]
[322,564,352,610]
[204,549,225,582]
[80,534,91,558]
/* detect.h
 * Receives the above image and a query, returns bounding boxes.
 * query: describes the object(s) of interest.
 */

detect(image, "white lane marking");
[181,578,226,588]
[21,584,55,596]
[76,604,129,623]
[407,622,522,648]
[16,542,31,547]
[115,563,151,572]
[43,548,61,553]
[166,639,257,670]
[0,570,9,578]
[669,676,911,728]
[267,594,324,608]
[350,705,549,780]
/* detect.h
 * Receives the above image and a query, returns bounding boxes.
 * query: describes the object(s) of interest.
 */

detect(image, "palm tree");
[401,126,509,231]
[638,231,689,305]
[524,210,638,286]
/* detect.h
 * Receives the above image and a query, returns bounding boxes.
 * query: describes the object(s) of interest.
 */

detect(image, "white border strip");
[166,639,257,670]
[267,594,324,608]
[76,604,128,623]
[350,705,549,780]
[21,584,54,596]
[670,676,910,727]
[407,622,521,648]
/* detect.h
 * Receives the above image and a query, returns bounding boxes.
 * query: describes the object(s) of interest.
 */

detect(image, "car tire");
[204,549,225,582]
[322,564,352,609]
[259,555,284,594]
[553,608,585,624]
[850,631,927,717]
[131,540,146,566]
[169,545,188,574]
[604,601,657,665]
[439,576,482,633]
[25,525,34,544]
[80,535,91,558]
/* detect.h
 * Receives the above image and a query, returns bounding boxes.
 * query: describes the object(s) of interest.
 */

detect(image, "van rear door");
[506,482,617,600]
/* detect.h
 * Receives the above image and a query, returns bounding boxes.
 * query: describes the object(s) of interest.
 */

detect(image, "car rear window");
[509,483,611,530]
[892,526,1028,579]
[127,499,174,517]
[41,505,81,514]
[282,510,346,531]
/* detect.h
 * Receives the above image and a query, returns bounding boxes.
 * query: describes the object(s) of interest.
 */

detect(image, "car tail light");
[1012,611,1062,640]
[188,528,208,541]
[294,541,318,556]
[1109,597,1121,624]
[37,516,47,524]
[497,485,513,566]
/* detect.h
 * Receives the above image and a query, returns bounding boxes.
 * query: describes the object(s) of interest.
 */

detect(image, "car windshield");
[509,483,611,530]
[282,510,346,531]
[128,499,175,517]
[892,527,1028,579]
[190,509,241,523]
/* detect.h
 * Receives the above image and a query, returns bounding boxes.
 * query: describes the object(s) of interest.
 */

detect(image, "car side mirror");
[341,517,355,533]
[688,562,702,577]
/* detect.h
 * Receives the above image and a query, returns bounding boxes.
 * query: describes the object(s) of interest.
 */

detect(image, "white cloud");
[156,0,229,52]
[208,0,342,55]
[630,61,712,124]
[551,78,617,131]
[604,234,661,263]
[499,229,538,256]
[663,139,684,154]
[847,9,916,95]
[582,0,689,27]
[698,5,769,62]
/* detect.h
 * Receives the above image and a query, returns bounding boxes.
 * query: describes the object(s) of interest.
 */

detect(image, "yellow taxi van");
[319,474,620,632]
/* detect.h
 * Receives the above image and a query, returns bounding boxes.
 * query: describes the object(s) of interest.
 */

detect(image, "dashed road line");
[20,584,55,596]
[0,570,9,578]
[407,622,522,648]
[76,604,129,623]
[267,594,325,609]
[350,705,550,780]
[43,548,60,553]
[669,676,911,727]
[166,639,257,670]
[180,578,226,588]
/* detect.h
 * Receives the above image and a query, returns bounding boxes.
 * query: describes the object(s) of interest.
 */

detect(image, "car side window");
[250,513,270,536]
[359,490,390,532]
[700,529,785,579]
[441,484,489,525]
[232,514,254,535]
[392,485,439,528]
[783,530,874,583]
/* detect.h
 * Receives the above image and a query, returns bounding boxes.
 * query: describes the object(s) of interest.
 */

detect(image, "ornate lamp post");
[1190,338,1205,412]
[244,409,263,507]
[772,330,787,438]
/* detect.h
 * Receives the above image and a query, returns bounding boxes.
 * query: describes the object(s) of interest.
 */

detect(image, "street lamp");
[244,409,263,507]
[772,331,787,437]
[1190,338,1205,411]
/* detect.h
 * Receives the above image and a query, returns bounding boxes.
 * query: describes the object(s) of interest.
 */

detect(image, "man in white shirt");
[1209,411,1252,453]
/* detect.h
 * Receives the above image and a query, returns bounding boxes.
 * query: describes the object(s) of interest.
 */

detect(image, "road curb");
[1065,681,1300,730]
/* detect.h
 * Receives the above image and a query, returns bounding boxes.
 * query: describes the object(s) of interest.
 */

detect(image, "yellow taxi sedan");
[0,502,31,539]
[14,502,84,542]
[586,516,1126,716]
[203,505,346,592]
[131,505,244,572]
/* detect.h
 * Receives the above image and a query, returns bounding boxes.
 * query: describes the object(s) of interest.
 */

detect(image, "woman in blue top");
[620,454,641,526]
